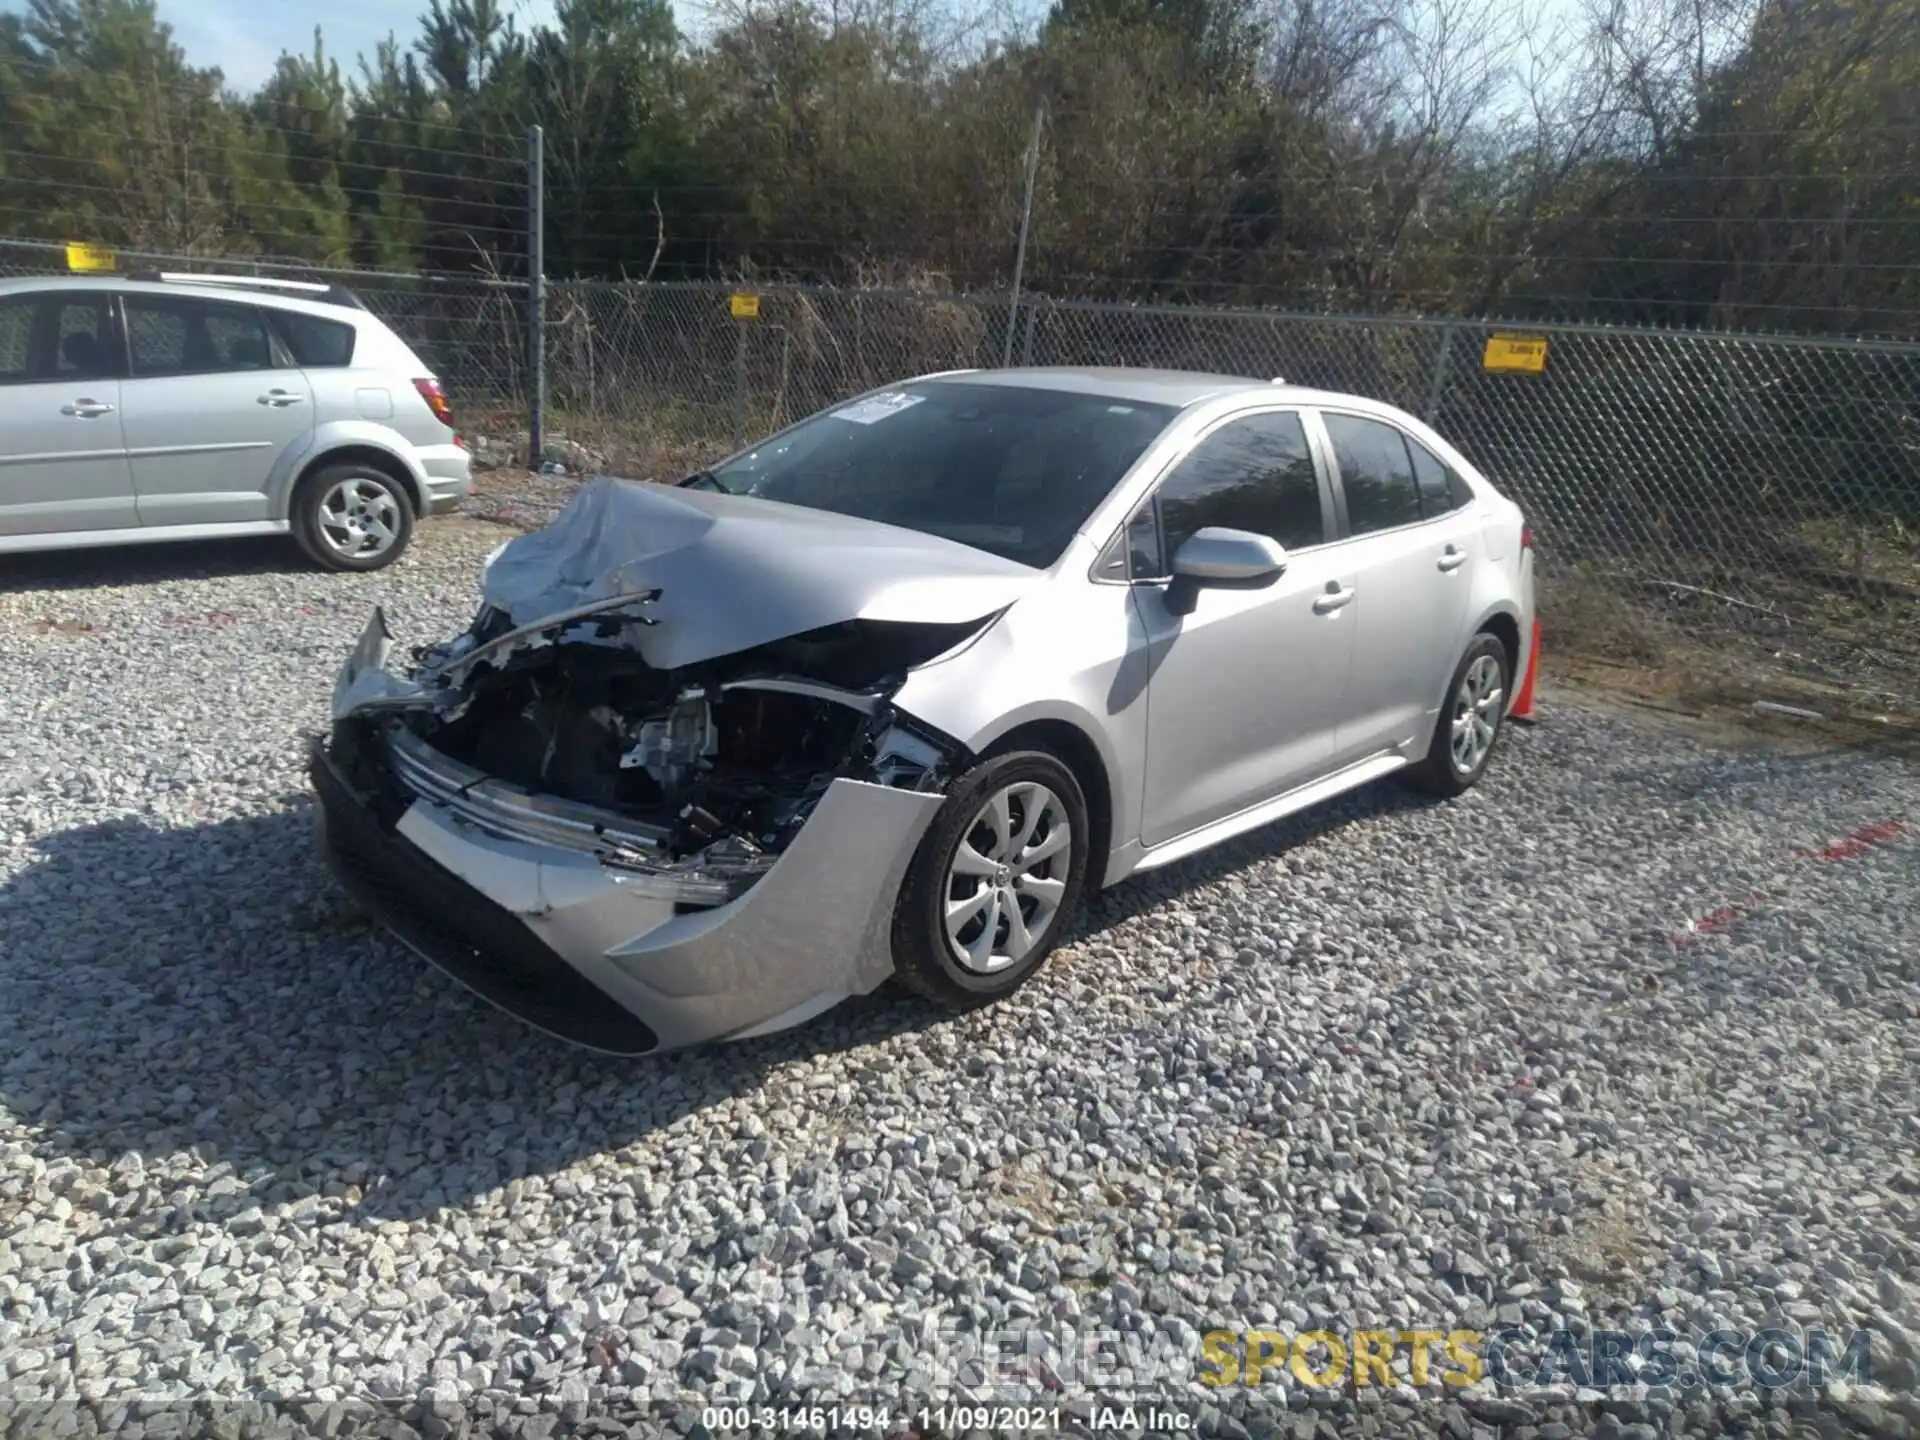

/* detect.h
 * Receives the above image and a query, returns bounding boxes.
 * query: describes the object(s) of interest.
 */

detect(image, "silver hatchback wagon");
[0,273,470,569]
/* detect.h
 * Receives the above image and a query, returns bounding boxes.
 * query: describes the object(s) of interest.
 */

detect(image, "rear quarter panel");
[262,309,455,515]
[262,419,433,518]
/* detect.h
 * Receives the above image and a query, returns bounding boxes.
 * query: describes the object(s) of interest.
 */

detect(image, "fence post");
[1002,105,1046,368]
[526,123,546,471]
[1020,299,1039,366]
[1424,323,1457,427]
[732,314,747,451]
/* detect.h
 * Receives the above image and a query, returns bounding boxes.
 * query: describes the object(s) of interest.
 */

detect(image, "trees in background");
[0,0,1913,330]
[0,0,314,255]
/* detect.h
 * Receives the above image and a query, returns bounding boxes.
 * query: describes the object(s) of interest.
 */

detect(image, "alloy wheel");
[943,781,1073,975]
[1449,652,1505,774]
[317,478,403,561]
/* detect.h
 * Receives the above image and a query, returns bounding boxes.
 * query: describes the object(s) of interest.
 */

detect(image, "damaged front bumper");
[381,725,764,907]
[313,584,978,1052]
[312,717,944,1054]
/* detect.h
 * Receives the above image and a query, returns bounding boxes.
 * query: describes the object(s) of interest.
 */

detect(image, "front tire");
[1409,632,1512,796]
[891,751,1090,1010]
[292,463,415,572]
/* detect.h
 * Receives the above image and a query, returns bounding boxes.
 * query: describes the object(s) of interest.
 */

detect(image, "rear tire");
[291,462,415,572]
[891,750,1090,1010]
[1409,632,1512,797]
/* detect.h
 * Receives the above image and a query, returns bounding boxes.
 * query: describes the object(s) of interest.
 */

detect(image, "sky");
[163,0,566,93]
[12,0,1593,107]
[0,0,567,94]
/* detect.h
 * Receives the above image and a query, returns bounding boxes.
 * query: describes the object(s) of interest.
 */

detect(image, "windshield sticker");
[831,392,927,425]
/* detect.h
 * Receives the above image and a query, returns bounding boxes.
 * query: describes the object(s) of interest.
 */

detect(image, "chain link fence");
[538,281,1018,465]
[542,283,1919,719]
[4,238,1917,719]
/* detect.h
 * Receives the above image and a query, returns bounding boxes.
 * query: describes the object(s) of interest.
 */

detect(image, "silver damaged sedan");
[311,367,1537,1054]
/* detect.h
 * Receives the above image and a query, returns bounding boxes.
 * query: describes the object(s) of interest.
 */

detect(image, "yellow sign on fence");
[66,242,117,273]
[729,292,760,320]
[1483,334,1549,373]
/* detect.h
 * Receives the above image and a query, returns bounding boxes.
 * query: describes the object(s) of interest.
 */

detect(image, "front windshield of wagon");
[706,383,1180,568]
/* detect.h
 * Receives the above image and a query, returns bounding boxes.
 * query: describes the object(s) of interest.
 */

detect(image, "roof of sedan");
[929,366,1285,408]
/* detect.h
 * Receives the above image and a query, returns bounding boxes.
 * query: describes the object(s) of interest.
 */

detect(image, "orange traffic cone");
[1510,618,1541,722]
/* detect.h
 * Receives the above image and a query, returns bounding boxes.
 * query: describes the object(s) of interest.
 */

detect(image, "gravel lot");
[2,509,1918,1439]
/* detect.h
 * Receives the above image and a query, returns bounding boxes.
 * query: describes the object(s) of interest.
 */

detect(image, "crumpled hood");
[476,475,1039,671]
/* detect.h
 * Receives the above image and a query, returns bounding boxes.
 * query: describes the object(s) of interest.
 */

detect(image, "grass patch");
[1539,566,1920,756]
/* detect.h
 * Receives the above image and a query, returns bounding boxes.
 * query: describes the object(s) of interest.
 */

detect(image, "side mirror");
[1165,527,1287,616]
[1171,527,1288,583]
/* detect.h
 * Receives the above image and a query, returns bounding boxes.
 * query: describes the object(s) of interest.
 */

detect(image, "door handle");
[61,399,115,418]
[258,390,306,407]
[1313,584,1355,615]
[1437,545,1467,573]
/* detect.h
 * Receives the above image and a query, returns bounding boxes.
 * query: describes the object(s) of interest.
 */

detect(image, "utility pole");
[527,123,547,471]
[1002,104,1046,369]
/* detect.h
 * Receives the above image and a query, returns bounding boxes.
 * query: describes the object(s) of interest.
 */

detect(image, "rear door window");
[126,295,276,377]
[1323,412,1424,535]
[270,310,356,367]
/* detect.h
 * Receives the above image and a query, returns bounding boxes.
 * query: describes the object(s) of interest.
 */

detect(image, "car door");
[1314,409,1482,761]
[118,292,316,527]
[0,290,138,537]
[1132,408,1358,848]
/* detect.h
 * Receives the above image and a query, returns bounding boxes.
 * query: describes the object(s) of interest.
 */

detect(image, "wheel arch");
[290,443,428,517]
[1476,608,1522,677]
[976,716,1115,894]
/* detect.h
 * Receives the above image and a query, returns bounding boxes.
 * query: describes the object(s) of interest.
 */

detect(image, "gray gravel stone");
[1,520,1916,1438]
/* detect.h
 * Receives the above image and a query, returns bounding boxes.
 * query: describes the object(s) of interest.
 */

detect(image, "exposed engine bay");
[339,597,987,905]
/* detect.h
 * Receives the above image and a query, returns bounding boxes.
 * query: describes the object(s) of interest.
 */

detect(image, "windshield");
[705,382,1180,568]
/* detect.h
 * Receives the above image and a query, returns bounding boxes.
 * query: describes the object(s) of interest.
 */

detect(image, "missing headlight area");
[335,604,980,909]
